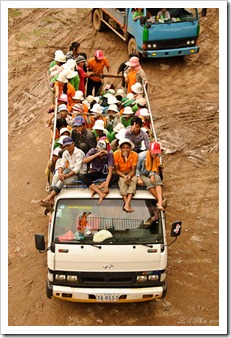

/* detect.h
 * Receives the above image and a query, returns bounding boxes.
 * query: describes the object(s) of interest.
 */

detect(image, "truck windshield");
[146,8,197,24]
[53,198,163,245]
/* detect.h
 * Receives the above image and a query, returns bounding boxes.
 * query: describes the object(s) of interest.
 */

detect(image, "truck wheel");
[92,9,105,31]
[128,37,138,55]
[46,279,52,299]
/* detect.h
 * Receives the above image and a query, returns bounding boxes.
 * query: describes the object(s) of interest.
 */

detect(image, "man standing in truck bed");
[87,50,111,96]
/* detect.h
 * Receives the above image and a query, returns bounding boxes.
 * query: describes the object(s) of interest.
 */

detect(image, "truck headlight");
[153,44,157,48]
[67,275,78,282]
[191,40,195,44]
[147,44,152,48]
[148,275,159,281]
[160,272,166,282]
[55,274,66,281]
[186,40,190,45]
[137,275,148,282]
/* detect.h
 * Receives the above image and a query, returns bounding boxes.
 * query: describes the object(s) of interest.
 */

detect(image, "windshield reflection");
[53,198,163,244]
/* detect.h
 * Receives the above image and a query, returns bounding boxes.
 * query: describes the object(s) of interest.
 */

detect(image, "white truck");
[35,183,181,303]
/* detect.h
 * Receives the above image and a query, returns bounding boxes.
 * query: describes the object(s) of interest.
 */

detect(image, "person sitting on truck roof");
[123,56,148,94]
[80,139,119,205]
[71,116,96,154]
[133,8,144,21]
[136,141,165,210]
[157,8,171,19]
[37,137,87,212]
[87,50,111,97]
[114,138,138,213]
[125,116,150,153]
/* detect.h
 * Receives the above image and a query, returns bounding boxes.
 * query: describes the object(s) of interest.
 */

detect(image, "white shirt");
[59,147,87,174]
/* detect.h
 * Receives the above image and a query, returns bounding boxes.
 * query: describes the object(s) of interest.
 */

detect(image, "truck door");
[127,8,145,53]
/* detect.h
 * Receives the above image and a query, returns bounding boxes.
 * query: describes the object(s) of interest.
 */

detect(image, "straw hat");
[90,103,103,114]
[72,90,84,101]
[106,104,119,113]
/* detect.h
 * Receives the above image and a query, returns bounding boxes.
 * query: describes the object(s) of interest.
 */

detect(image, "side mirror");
[35,234,45,251]
[171,221,182,237]
[140,16,147,25]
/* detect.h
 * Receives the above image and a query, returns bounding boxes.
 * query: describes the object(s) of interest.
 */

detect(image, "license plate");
[96,294,119,301]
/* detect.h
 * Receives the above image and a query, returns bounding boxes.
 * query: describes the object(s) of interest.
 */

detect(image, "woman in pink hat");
[124,56,148,93]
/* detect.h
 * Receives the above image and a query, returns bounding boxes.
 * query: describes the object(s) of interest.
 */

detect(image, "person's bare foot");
[90,189,96,199]
[128,205,135,213]
[97,193,107,205]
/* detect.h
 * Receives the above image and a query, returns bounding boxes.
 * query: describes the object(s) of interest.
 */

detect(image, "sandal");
[38,200,54,213]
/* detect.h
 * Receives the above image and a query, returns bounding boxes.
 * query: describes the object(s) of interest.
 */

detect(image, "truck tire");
[128,37,138,55]
[46,279,52,299]
[92,9,105,32]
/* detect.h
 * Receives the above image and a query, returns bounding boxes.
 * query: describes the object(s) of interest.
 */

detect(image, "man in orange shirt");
[114,138,138,213]
[87,50,111,97]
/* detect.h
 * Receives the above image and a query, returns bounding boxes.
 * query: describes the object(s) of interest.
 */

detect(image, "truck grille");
[147,36,197,50]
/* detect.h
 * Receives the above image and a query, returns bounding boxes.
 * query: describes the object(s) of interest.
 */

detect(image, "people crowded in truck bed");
[32,43,166,215]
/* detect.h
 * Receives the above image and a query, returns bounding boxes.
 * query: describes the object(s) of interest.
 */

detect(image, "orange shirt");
[127,69,138,93]
[114,150,138,173]
[55,82,76,111]
[88,57,110,82]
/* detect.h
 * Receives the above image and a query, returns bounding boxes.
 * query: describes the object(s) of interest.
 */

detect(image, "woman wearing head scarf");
[123,56,148,93]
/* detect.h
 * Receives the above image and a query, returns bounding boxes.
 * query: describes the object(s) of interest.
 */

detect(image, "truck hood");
[149,22,198,40]
[49,244,167,272]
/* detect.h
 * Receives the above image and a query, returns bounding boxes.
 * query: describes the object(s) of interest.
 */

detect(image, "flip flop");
[156,204,165,211]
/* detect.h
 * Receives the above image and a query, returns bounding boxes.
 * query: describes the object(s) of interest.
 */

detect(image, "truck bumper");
[50,283,167,303]
[143,46,199,58]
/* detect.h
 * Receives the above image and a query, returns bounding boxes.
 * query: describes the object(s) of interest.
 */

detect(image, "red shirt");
[77,65,86,94]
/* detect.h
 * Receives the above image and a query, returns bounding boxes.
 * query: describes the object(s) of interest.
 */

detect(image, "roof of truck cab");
[56,186,155,201]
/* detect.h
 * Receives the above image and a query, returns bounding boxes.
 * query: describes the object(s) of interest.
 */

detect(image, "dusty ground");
[7,8,220,331]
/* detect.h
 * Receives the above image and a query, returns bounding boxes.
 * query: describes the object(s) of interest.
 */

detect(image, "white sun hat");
[57,135,69,145]
[63,59,76,71]
[106,104,119,113]
[57,72,68,83]
[54,52,66,63]
[92,119,106,131]
[123,106,134,115]
[116,88,126,98]
[107,96,120,105]
[115,128,126,140]
[90,103,103,114]
[131,82,143,94]
[118,138,135,149]
[140,108,150,116]
[65,69,78,79]
[113,122,125,133]
[72,90,84,101]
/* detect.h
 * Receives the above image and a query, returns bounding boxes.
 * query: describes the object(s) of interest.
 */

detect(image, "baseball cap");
[150,141,161,154]
[63,137,74,147]
[95,50,104,60]
[72,116,85,127]
[96,139,107,150]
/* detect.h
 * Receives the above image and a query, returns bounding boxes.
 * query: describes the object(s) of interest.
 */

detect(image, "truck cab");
[35,184,182,302]
[92,8,200,58]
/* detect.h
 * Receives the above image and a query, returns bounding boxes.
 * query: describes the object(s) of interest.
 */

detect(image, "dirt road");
[7,7,220,332]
